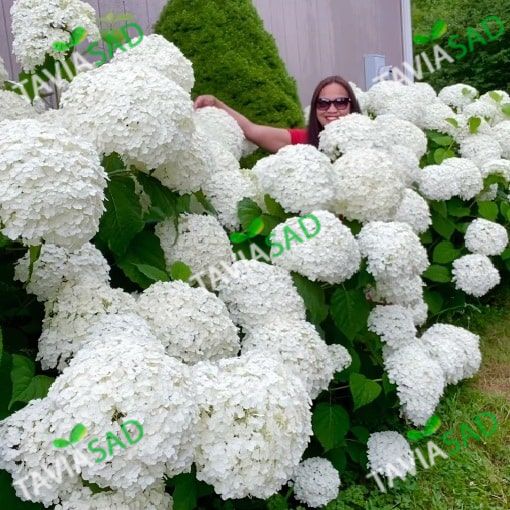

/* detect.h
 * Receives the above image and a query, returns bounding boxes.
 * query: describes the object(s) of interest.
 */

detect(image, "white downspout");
[400,0,414,83]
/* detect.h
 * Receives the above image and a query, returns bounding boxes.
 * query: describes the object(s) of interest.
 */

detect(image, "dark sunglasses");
[316,97,351,111]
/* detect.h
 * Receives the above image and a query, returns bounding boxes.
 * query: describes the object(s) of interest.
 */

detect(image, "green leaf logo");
[229,217,265,244]
[52,423,88,449]
[69,423,88,444]
[52,41,71,52]
[414,19,448,46]
[52,26,88,53]
[407,415,441,442]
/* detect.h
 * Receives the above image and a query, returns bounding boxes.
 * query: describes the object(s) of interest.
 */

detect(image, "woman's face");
[315,82,352,127]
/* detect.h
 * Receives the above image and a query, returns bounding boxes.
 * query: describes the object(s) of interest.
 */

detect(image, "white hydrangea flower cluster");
[383,341,445,425]
[421,324,481,385]
[217,259,306,331]
[0,398,84,506]
[242,318,351,399]
[0,90,37,121]
[465,218,508,256]
[194,106,245,160]
[438,84,479,110]
[252,145,336,214]
[419,158,483,201]
[349,81,368,113]
[112,34,194,93]
[357,222,429,280]
[137,281,240,364]
[152,130,213,194]
[367,305,417,351]
[155,214,235,282]
[11,0,100,71]
[0,119,106,248]
[480,159,510,181]
[37,279,136,371]
[332,149,406,222]
[202,142,258,230]
[192,351,312,499]
[47,325,198,495]
[491,121,510,159]
[460,134,502,168]
[61,61,194,170]
[393,189,432,234]
[14,243,110,302]
[366,431,415,478]
[55,483,173,510]
[269,210,361,284]
[452,254,501,297]
[291,457,340,508]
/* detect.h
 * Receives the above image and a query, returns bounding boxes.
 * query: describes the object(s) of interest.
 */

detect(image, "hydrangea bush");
[0,2,509,508]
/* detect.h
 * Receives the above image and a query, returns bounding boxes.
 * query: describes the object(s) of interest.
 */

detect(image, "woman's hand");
[194,95,220,109]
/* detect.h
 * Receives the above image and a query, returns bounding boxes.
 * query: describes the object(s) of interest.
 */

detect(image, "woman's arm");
[194,95,291,154]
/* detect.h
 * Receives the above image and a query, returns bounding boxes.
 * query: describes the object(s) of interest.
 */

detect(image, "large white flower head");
[465,218,508,256]
[11,0,100,71]
[14,243,110,302]
[462,100,500,126]
[392,189,431,234]
[460,133,502,168]
[47,324,198,495]
[155,214,235,285]
[0,119,106,248]
[383,341,445,425]
[152,130,214,194]
[192,351,312,499]
[242,318,351,399]
[61,61,194,170]
[374,275,425,307]
[452,254,501,297]
[332,149,406,222]
[318,113,376,160]
[368,305,417,351]
[417,100,457,133]
[366,80,407,116]
[112,33,194,93]
[479,90,510,125]
[194,106,245,160]
[366,431,415,479]
[137,281,240,364]
[387,145,422,187]
[0,90,37,121]
[438,84,478,110]
[0,398,85,506]
[419,157,483,201]
[252,145,336,214]
[55,483,173,510]
[421,324,481,385]
[217,259,306,331]
[373,114,428,159]
[37,279,136,371]
[448,113,492,143]
[491,121,510,159]
[269,211,361,284]
[292,457,340,508]
[357,222,429,280]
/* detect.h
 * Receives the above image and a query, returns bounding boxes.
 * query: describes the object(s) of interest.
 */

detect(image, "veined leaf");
[170,261,192,282]
[330,288,370,341]
[478,201,499,221]
[468,116,482,134]
[433,240,461,264]
[237,198,262,230]
[423,264,451,283]
[488,91,502,103]
[445,117,459,128]
[312,403,350,451]
[349,373,382,411]
[172,473,198,510]
[134,264,170,282]
[291,273,328,325]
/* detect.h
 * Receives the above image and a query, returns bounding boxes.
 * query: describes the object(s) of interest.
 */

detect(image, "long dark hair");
[307,76,362,148]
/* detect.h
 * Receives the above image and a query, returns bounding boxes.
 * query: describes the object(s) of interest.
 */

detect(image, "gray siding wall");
[0,0,406,106]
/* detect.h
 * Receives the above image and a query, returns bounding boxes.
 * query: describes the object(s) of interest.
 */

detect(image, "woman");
[194,75,361,153]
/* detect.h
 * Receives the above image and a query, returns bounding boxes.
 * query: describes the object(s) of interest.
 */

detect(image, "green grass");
[326,285,510,510]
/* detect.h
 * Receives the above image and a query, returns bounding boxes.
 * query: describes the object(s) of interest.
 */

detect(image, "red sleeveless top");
[288,128,309,145]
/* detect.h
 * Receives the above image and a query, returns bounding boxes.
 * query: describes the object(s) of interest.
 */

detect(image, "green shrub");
[155,0,304,129]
